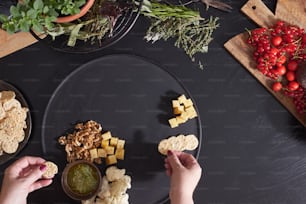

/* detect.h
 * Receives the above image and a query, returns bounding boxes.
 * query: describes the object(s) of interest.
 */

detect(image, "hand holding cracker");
[0,156,54,204]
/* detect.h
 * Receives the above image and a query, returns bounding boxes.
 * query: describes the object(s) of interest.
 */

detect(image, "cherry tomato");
[303,34,306,44]
[270,47,279,56]
[277,55,287,65]
[275,65,286,76]
[272,36,282,46]
[286,71,295,81]
[272,82,282,92]
[287,60,298,71]
[287,81,299,91]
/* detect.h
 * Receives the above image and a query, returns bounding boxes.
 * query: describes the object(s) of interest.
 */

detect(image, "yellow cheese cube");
[89,148,98,159]
[183,99,193,108]
[180,111,189,121]
[115,148,125,160]
[172,100,180,108]
[185,106,197,119]
[102,131,112,140]
[168,118,178,128]
[175,116,185,124]
[117,139,125,149]
[106,155,117,165]
[106,146,115,155]
[110,137,118,146]
[173,105,184,115]
[97,148,107,158]
[178,94,187,104]
[101,139,109,148]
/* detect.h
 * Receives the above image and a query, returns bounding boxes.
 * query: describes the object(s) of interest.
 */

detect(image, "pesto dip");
[67,163,99,195]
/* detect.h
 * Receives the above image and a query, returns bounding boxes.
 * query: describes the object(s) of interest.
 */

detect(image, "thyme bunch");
[141,0,219,68]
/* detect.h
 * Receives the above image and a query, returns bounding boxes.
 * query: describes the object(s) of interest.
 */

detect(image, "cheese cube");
[117,139,125,149]
[172,100,180,108]
[115,148,125,160]
[106,155,117,165]
[175,116,185,124]
[110,137,118,146]
[173,105,184,115]
[183,99,193,108]
[97,148,107,158]
[180,111,189,121]
[89,148,98,159]
[168,118,178,128]
[101,139,109,148]
[185,106,197,119]
[178,94,187,104]
[106,146,115,155]
[102,131,112,140]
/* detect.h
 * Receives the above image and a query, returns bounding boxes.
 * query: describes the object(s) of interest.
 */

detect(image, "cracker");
[0,104,5,120]
[3,98,21,111]
[0,91,15,103]
[185,134,199,150]
[2,139,19,154]
[42,161,58,179]
[158,134,199,155]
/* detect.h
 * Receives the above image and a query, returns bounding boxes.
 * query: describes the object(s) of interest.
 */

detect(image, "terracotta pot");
[56,0,95,23]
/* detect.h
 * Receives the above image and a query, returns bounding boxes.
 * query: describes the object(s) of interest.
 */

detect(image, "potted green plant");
[0,0,94,33]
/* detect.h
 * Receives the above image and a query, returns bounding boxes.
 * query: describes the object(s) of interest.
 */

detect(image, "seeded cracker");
[42,161,58,179]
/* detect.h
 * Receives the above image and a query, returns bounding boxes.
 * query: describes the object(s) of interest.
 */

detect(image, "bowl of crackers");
[61,160,102,200]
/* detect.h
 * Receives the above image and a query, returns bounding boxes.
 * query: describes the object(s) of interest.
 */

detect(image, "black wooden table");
[1,1,306,203]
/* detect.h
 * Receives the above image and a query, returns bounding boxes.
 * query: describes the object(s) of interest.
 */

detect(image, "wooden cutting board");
[0,29,40,58]
[224,0,306,127]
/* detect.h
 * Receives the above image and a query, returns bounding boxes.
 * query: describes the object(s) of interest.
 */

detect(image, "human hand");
[0,156,53,204]
[164,151,202,204]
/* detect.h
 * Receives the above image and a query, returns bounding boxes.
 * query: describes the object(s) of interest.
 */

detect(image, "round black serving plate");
[0,80,32,165]
[42,54,202,204]
[30,0,142,53]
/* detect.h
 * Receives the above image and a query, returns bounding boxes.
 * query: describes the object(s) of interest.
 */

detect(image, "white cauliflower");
[97,177,111,199]
[110,175,131,197]
[106,166,126,182]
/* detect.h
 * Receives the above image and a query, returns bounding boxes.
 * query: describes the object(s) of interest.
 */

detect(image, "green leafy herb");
[140,0,219,68]
[0,0,86,33]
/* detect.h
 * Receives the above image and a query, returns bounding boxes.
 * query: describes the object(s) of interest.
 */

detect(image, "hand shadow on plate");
[121,130,166,181]
[157,90,181,126]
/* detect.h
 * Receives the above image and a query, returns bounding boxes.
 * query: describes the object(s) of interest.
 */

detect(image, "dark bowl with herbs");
[30,0,142,53]
[61,160,102,200]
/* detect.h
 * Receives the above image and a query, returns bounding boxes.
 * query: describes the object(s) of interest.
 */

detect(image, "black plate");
[31,1,142,53]
[0,80,32,165]
[42,54,202,204]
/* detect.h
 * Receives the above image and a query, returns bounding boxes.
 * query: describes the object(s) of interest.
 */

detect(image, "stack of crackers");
[0,91,28,154]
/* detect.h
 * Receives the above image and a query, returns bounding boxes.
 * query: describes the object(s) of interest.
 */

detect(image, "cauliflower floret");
[106,166,126,182]
[81,196,95,204]
[110,175,131,197]
[97,177,111,199]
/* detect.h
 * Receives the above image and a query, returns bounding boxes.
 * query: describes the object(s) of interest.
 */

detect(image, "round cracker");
[3,99,21,111]
[158,139,169,155]
[2,139,19,154]
[185,134,199,151]
[42,161,58,179]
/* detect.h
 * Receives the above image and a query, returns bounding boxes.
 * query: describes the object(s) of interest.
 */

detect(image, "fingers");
[176,152,199,169]
[29,179,53,193]
[24,164,47,184]
[8,156,45,172]
[166,150,183,170]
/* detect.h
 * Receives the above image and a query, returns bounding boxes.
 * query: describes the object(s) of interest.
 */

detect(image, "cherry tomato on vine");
[286,71,295,81]
[272,36,282,46]
[272,82,282,92]
[275,65,286,76]
[287,81,299,91]
[287,60,298,71]
[277,55,287,65]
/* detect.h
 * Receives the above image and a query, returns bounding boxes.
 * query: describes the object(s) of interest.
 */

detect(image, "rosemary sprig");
[141,0,219,69]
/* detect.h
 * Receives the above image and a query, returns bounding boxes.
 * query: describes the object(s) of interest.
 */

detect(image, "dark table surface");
[1,0,306,203]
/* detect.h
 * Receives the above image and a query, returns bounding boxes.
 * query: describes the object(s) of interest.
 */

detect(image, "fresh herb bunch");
[141,0,219,68]
[0,0,86,33]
